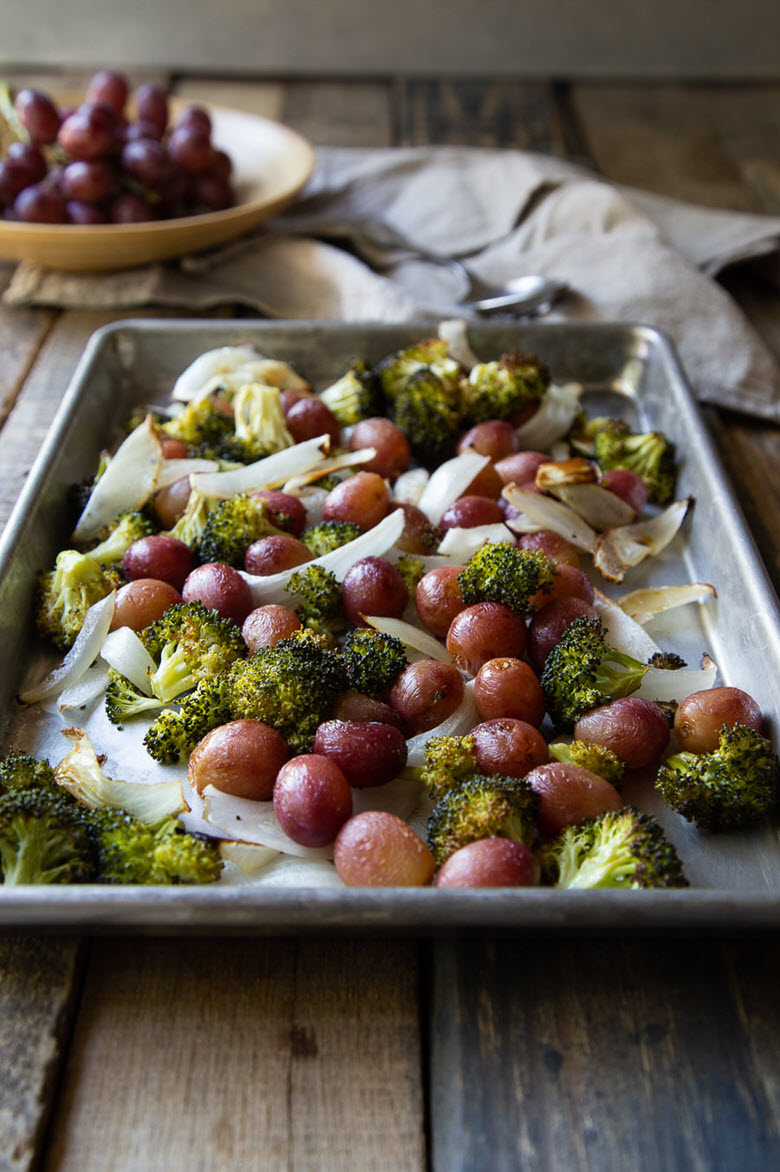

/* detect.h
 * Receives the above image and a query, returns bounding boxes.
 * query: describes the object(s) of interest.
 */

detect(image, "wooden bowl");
[0,102,315,273]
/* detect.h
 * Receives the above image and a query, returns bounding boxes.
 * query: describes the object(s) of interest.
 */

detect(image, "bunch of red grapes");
[0,71,234,225]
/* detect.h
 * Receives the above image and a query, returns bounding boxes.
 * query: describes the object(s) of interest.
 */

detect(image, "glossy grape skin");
[471,718,548,778]
[192,172,233,211]
[342,557,408,626]
[6,141,47,185]
[189,719,288,802]
[66,200,107,225]
[251,489,307,537]
[151,476,191,528]
[211,148,233,180]
[121,535,194,592]
[574,697,670,770]
[601,469,648,515]
[86,70,129,115]
[110,193,154,223]
[474,657,545,726]
[463,462,504,500]
[312,720,408,788]
[159,438,189,459]
[415,565,466,637]
[322,472,390,530]
[527,597,598,672]
[518,529,581,569]
[285,397,341,447]
[446,602,528,677]
[529,563,594,610]
[176,105,213,136]
[673,687,762,753]
[241,604,301,653]
[167,126,214,174]
[135,83,169,136]
[334,812,435,886]
[279,387,313,417]
[332,691,403,727]
[58,104,115,161]
[434,838,540,888]
[244,534,312,576]
[14,89,61,144]
[181,562,253,624]
[273,755,353,848]
[121,138,171,186]
[440,496,504,530]
[525,762,623,836]
[388,660,464,735]
[458,420,519,461]
[12,184,66,224]
[61,160,116,203]
[494,450,548,486]
[349,418,411,479]
[110,578,182,631]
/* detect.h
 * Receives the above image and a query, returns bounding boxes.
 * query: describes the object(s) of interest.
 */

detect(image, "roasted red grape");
[312,720,408,788]
[332,692,403,727]
[435,838,540,888]
[495,450,548,486]
[525,762,623,836]
[527,597,598,671]
[388,660,464,734]
[182,562,253,624]
[674,687,762,753]
[446,602,528,676]
[323,472,390,530]
[349,418,411,479]
[415,565,466,637]
[244,534,312,576]
[458,420,519,461]
[334,812,435,886]
[285,397,341,447]
[574,697,670,770]
[474,657,545,726]
[440,496,504,530]
[342,557,408,626]
[189,719,288,802]
[601,469,648,515]
[241,604,301,652]
[471,718,548,777]
[110,578,181,631]
[251,490,307,537]
[518,529,581,569]
[122,535,193,592]
[273,755,353,847]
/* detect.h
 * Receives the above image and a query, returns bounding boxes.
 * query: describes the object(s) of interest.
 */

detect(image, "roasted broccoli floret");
[341,628,408,698]
[144,677,232,764]
[395,554,427,601]
[84,511,156,565]
[226,630,348,754]
[318,362,382,425]
[375,337,461,403]
[592,418,677,506]
[549,740,626,789]
[300,521,363,558]
[457,542,557,616]
[655,724,778,831]
[538,807,688,889]
[0,751,60,796]
[417,735,478,801]
[0,788,93,885]
[166,486,220,549]
[427,774,539,866]
[460,351,549,425]
[648,651,688,670]
[391,369,461,469]
[161,395,234,449]
[286,565,346,641]
[105,668,166,728]
[88,809,222,885]
[541,616,650,730]
[139,601,246,704]
[36,549,118,650]
[223,382,293,463]
[197,493,285,567]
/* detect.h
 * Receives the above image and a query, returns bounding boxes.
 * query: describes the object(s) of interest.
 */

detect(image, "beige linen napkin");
[6,147,780,421]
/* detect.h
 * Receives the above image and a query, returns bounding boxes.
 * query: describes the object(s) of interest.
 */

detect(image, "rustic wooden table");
[0,74,778,1172]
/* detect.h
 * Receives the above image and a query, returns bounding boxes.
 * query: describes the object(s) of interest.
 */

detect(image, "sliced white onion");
[245,856,344,888]
[99,627,157,695]
[405,680,478,768]
[594,498,693,582]
[352,776,424,821]
[514,382,583,450]
[503,485,598,553]
[19,591,115,704]
[437,523,512,561]
[363,614,451,663]
[618,583,717,624]
[392,467,429,506]
[189,434,330,498]
[72,416,162,542]
[592,589,661,660]
[635,653,718,702]
[551,483,636,530]
[171,346,260,401]
[202,786,334,859]
[417,450,489,523]
[437,318,480,368]
[282,448,377,493]
[57,662,111,711]
[54,727,185,820]
[154,457,220,491]
[219,841,281,873]
[239,507,405,606]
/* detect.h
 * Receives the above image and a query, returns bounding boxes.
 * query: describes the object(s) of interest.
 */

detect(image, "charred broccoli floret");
[226,629,348,754]
[222,383,293,463]
[88,809,222,885]
[427,774,539,866]
[300,521,363,558]
[36,550,118,650]
[375,337,461,403]
[139,601,246,704]
[540,616,650,730]
[391,369,461,469]
[105,668,166,728]
[457,542,557,616]
[144,677,232,764]
[161,395,234,450]
[655,724,778,831]
[538,807,688,888]
[286,565,346,641]
[0,751,60,796]
[0,788,93,885]
[341,628,408,698]
[84,511,156,565]
[318,362,382,425]
[549,740,627,789]
[592,418,677,506]
[395,554,427,600]
[197,493,285,567]
[417,735,478,801]
[648,651,688,670]
[460,351,549,425]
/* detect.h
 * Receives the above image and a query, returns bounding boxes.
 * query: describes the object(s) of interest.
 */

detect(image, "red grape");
[342,557,408,626]
[241,604,301,652]
[14,89,60,144]
[110,579,181,631]
[435,838,540,888]
[388,660,464,734]
[471,718,548,777]
[111,193,154,223]
[175,105,212,136]
[334,812,435,886]
[474,657,545,726]
[181,562,253,624]
[13,184,66,224]
[135,83,168,136]
[273,755,353,848]
[312,720,408,788]
[440,496,504,530]
[674,687,762,753]
[192,171,233,211]
[121,138,171,187]
[189,719,288,801]
[167,126,214,174]
[446,602,528,676]
[525,762,623,836]
[58,104,115,161]
[121,535,194,591]
[349,418,411,479]
[86,70,129,116]
[415,565,466,637]
[66,200,108,225]
[574,697,670,770]
[322,472,389,529]
[61,160,116,203]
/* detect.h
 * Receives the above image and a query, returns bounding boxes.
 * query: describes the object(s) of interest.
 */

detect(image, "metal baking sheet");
[0,319,777,932]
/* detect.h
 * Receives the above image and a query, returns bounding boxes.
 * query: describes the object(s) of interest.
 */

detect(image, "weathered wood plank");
[430,938,780,1172]
[570,83,780,213]
[398,80,565,152]
[279,81,394,148]
[0,936,85,1172]
[44,938,425,1172]
[172,78,285,120]
[0,267,55,433]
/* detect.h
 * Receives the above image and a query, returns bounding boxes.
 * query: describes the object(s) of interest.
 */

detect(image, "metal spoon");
[467,273,567,316]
